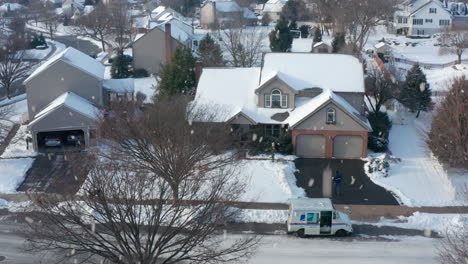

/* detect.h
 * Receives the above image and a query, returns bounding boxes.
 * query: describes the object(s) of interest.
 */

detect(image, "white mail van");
[287,198,353,237]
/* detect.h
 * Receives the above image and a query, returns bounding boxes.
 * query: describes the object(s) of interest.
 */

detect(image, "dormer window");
[265,89,287,108]
[326,108,336,124]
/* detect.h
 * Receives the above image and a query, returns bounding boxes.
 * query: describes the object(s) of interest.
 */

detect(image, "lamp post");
[271,142,276,162]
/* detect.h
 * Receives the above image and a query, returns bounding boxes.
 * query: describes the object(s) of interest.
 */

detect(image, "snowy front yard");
[237,157,305,203]
[0,158,34,193]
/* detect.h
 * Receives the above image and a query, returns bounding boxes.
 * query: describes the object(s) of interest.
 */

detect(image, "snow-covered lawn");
[365,109,464,206]
[423,64,468,92]
[0,158,34,193]
[1,125,37,158]
[291,38,313,52]
[238,158,305,203]
[22,46,52,60]
[134,77,158,103]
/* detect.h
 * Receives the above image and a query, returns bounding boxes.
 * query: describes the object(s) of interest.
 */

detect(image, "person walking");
[333,170,343,196]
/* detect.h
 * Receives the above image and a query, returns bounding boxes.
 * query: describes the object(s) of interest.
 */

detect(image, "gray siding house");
[24,47,136,152]
[194,53,372,159]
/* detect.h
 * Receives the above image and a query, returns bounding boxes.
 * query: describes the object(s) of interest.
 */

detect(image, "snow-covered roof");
[313,41,329,48]
[0,3,25,12]
[24,47,105,84]
[263,0,287,13]
[261,53,365,93]
[208,0,241,12]
[102,79,134,93]
[30,92,100,126]
[83,5,94,15]
[243,8,257,19]
[374,42,388,49]
[289,198,334,211]
[194,62,370,129]
[147,17,193,43]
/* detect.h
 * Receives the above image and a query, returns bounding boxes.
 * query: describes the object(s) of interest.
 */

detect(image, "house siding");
[26,60,102,120]
[257,78,296,108]
[294,102,368,132]
[200,2,217,28]
[132,28,178,75]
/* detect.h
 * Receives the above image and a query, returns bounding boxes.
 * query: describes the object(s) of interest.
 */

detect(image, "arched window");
[326,108,336,124]
[265,89,288,108]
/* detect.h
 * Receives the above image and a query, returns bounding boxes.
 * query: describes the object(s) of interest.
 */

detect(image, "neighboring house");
[133,20,193,74]
[374,42,392,62]
[194,53,372,159]
[0,3,25,15]
[24,47,150,152]
[262,0,287,23]
[200,0,257,29]
[392,0,463,36]
[312,42,332,53]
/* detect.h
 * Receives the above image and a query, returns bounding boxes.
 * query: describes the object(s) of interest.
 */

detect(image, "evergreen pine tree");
[299,25,309,38]
[399,64,432,117]
[110,51,130,79]
[30,34,39,48]
[332,33,345,53]
[158,45,196,96]
[269,16,293,52]
[198,34,225,67]
[313,27,322,43]
[39,33,47,47]
[288,20,298,31]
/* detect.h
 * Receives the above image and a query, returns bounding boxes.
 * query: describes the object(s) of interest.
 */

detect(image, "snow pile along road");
[0,158,34,193]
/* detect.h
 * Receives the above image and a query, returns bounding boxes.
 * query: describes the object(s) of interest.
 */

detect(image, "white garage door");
[333,135,363,159]
[296,135,326,158]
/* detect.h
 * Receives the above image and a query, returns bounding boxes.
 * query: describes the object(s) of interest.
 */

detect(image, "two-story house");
[393,0,460,36]
[24,47,138,152]
[194,53,372,159]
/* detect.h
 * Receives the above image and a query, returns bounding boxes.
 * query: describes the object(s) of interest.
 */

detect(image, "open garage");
[36,129,85,152]
[333,135,364,159]
[296,134,326,158]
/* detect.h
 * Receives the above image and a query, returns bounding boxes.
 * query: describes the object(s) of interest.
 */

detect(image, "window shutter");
[281,95,287,108]
[265,95,271,107]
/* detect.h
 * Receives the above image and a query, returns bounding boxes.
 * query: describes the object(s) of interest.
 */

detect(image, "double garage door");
[296,135,363,159]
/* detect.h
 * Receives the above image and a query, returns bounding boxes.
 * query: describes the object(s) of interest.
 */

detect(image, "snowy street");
[250,235,439,264]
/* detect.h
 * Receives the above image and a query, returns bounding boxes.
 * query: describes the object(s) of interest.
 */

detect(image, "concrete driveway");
[294,159,399,205]
[17,152,88,195]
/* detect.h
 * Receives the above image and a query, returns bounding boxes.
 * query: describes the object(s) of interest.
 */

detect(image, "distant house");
[200,0,257,29]
[0,3,25,15]
[194,53,372,159]
[392,0,465,36]
[262,0,287,23]
[133,19,194,75]
[24,47,154,152]
[312,42,332,53]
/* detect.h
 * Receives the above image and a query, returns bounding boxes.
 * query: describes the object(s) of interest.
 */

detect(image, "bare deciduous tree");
[428,77,468,169]
[0,104,14,142]
[365,65,399,113]
[219,27,266,67]
[0,41,31,100]
[440,25,468,65]
[39,2,61,39]
[22,97,258,263]
[107,0,134,52]
[77,2,112,52]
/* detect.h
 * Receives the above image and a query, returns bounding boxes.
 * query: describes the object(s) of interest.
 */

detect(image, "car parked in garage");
[66,134,82,145]
[44,137,62,147]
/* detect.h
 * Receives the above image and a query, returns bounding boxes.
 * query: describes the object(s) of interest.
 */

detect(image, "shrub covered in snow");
[364,153,400,178]
[249,133,293,156]
[367,111,392,152]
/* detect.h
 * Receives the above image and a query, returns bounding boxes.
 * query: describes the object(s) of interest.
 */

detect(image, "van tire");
[297,229,305,238]
[335,229,347,237]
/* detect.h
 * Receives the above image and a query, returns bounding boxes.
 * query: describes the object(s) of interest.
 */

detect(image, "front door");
[305,212,320,235]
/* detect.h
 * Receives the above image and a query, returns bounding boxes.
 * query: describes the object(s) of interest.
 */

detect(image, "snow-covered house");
[133,18,195,74]
[200,0,257,29]
[194,53,372,159]
[0,3,25,15]
[392,0,464,36]
[312,42,332,53]
[262,0,287,23]
[23,47,147,152]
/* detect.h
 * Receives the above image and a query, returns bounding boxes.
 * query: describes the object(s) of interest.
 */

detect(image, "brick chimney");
[195,61,203,86]
[165,23,172,64]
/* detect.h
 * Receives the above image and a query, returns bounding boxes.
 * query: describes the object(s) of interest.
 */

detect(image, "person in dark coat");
[333,170,343,196]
